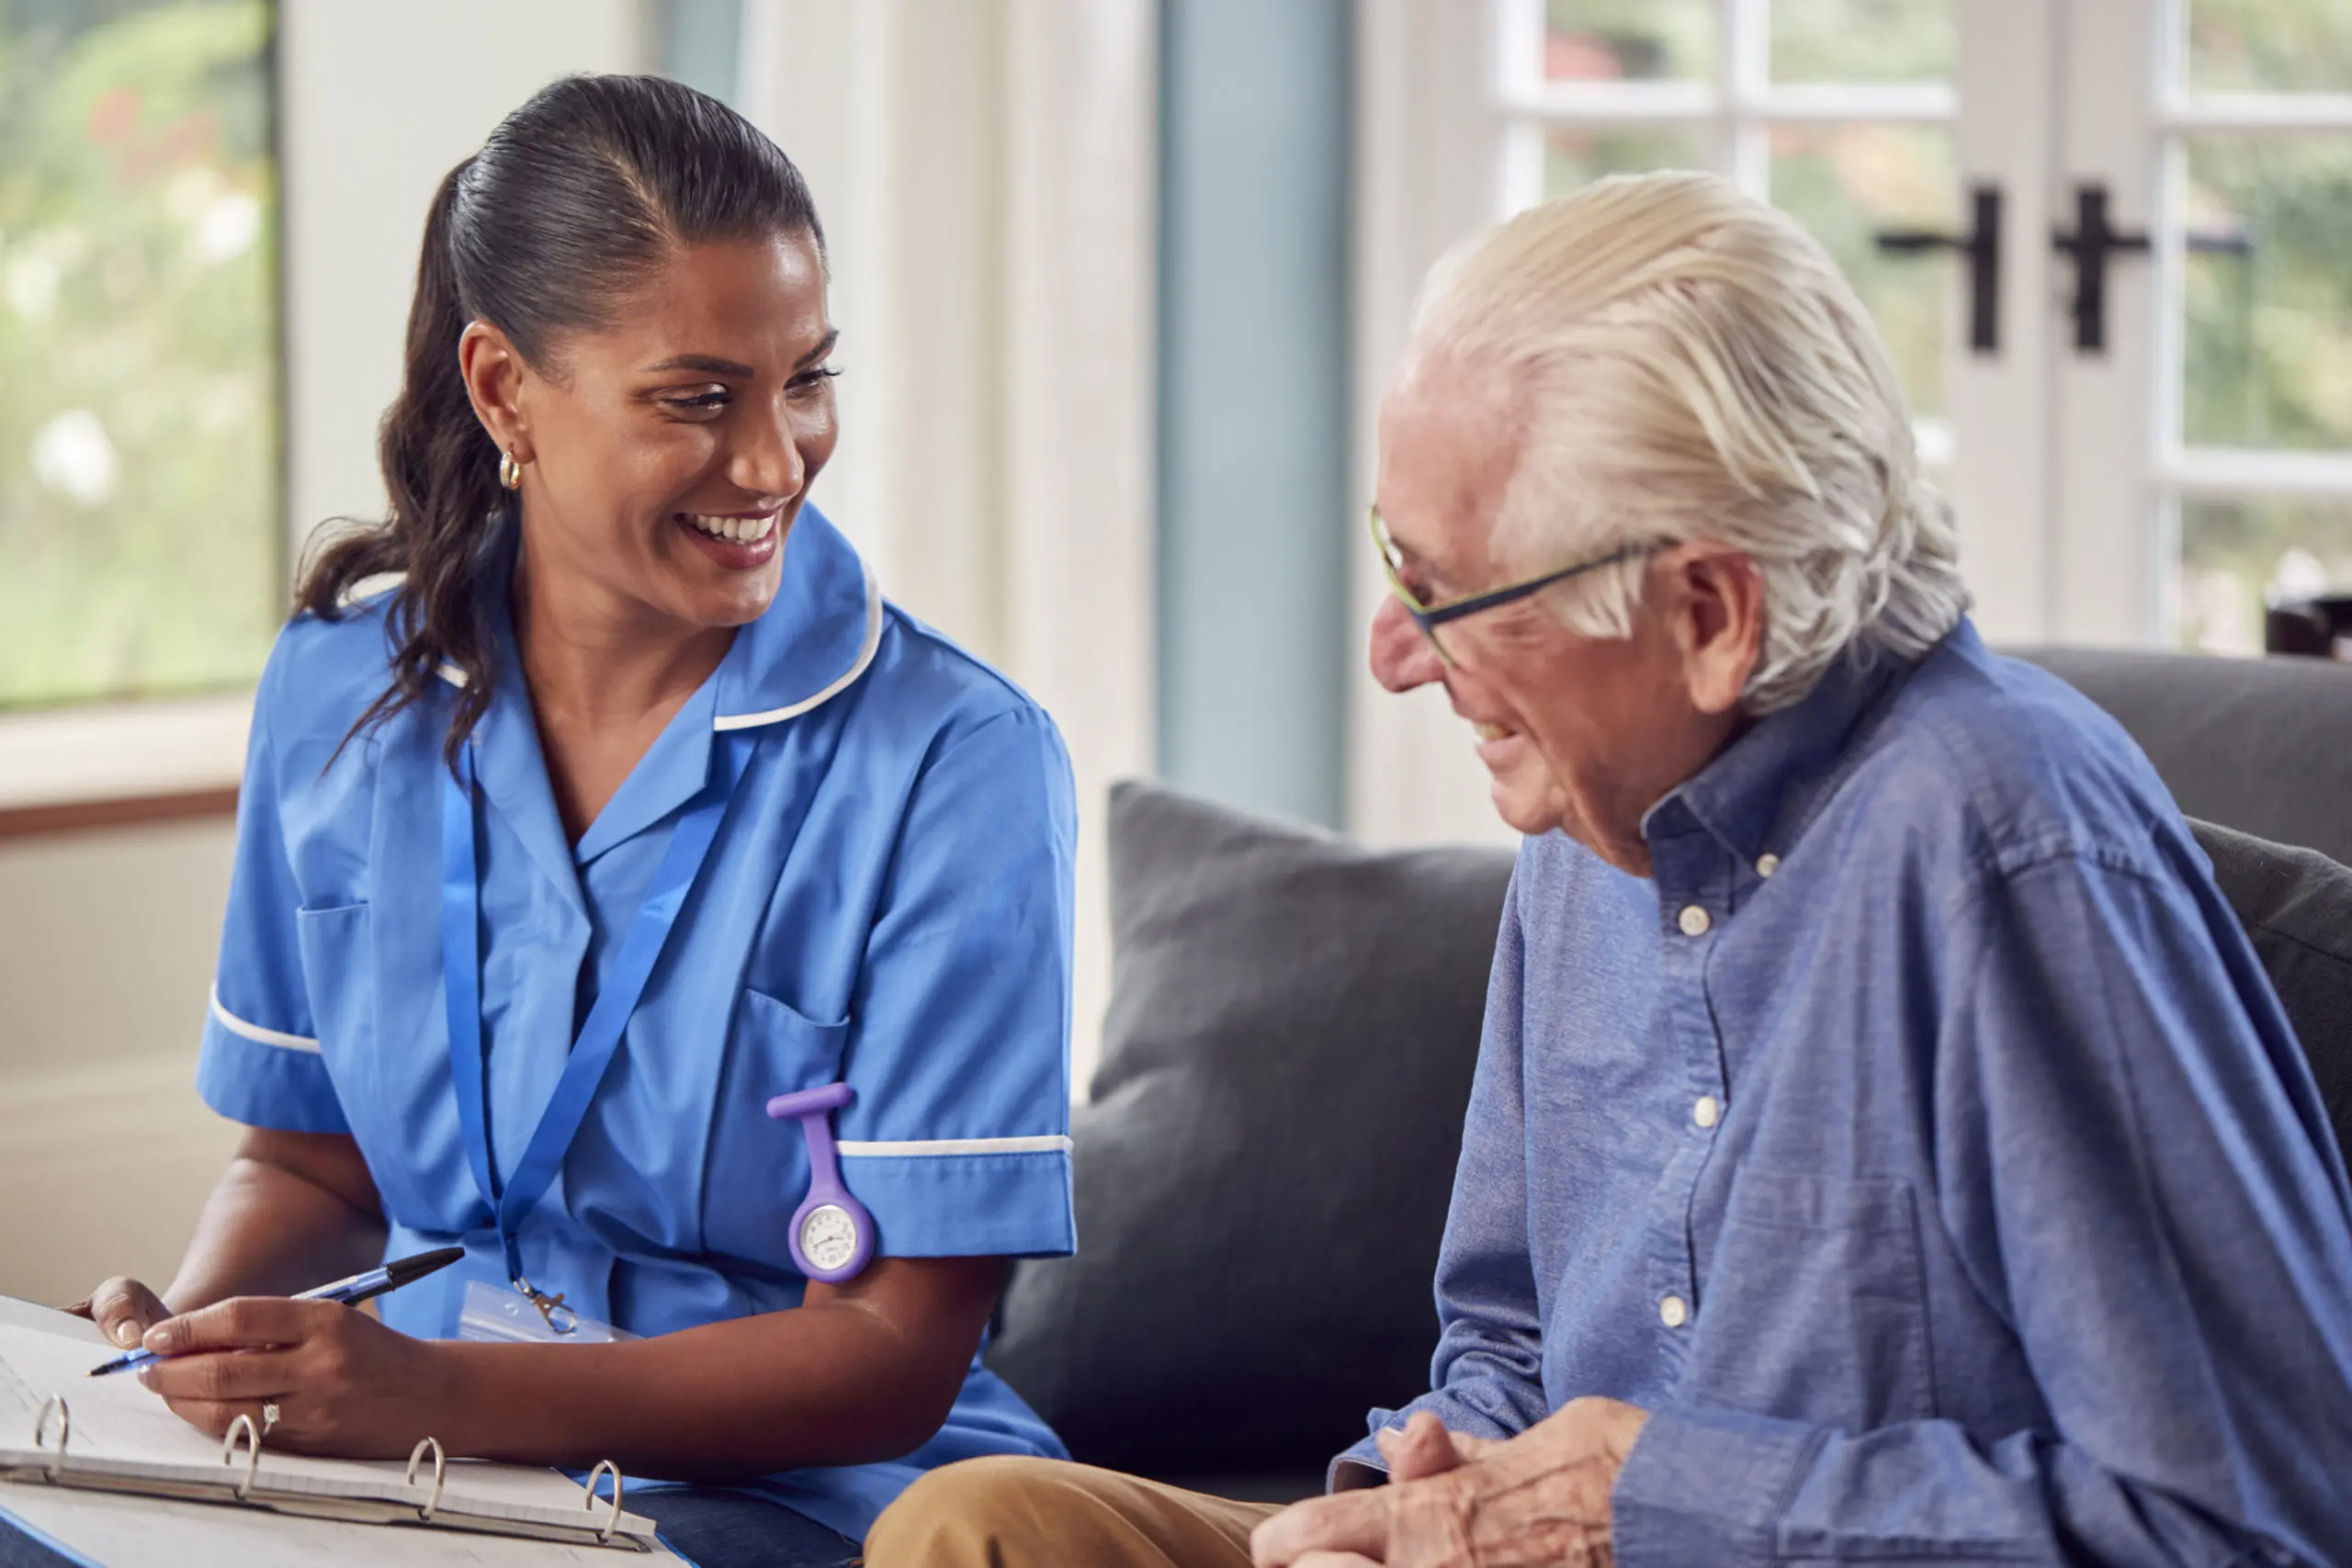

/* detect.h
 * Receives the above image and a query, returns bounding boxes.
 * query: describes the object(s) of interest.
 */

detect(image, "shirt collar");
[711,502,884,730]
[435,501,883,732]
[435,502,883,878]
[1645,619,1974,867]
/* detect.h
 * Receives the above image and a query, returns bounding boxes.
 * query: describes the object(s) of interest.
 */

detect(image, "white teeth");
[684,513,778,543]
[1474,722,1513,741]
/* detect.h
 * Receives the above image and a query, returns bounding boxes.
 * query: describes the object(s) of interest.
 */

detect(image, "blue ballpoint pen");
[87,1247,466,1378]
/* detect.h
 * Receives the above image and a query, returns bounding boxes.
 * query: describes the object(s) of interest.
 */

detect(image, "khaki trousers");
[864,1456,1284,1568]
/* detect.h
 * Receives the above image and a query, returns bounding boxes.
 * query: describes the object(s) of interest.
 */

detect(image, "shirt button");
[1693,1095,1720,1130]
[1677,905,1712,937]
[1659,1294,1690,1328]
[1756,853,1781,878]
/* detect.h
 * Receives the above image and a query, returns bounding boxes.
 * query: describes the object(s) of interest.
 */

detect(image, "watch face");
[799,1204,861,1274]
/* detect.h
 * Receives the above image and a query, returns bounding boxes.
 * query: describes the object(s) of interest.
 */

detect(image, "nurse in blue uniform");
[71,75,1076,1568]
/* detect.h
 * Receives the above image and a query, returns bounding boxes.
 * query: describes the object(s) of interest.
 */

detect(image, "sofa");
[981,646,2352,1505]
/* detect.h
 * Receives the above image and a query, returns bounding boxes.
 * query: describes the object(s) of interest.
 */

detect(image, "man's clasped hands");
[1250,1399,1650,1568]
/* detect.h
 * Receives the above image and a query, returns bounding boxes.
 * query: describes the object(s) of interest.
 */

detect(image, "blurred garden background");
[0,0,277,710]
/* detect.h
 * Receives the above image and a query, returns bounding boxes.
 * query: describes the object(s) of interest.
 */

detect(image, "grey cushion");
[2192,820,2352,1161]
[984,781,1513,1483]
[2014,648,2352,867]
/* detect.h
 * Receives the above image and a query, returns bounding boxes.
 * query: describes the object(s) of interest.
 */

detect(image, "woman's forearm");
[164,1139,387,1312]
[432,1256,1001,1480]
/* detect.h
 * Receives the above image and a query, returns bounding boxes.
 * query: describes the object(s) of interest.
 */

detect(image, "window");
[2170,0,2352,651]
[0,0,280,711]
[1501,0,2352,653]
[1500,0,1962,504]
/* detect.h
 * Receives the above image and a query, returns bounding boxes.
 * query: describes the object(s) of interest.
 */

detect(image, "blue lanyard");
[439,731,752,1305]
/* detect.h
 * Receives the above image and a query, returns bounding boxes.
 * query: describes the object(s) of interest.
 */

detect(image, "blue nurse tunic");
[192,506,1078,1540]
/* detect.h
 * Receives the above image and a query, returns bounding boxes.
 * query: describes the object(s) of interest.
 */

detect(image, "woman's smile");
[676,507,785,570]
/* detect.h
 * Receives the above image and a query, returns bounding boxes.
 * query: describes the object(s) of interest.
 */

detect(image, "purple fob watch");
[765,1082,876,1283]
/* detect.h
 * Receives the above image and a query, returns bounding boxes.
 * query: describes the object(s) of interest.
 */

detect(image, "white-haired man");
[866,173,2352,1567]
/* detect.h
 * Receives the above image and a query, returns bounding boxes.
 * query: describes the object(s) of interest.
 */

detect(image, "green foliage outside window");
[0,0,279,710]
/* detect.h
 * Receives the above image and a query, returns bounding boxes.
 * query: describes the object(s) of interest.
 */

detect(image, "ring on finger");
[260,1401,281,1437]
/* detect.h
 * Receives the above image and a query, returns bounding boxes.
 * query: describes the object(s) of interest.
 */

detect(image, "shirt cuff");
[196,1007,349,1134]
[845,1149,1074,1257]
[1328,1453,1389,1494]
[1611,1404,1826,1568]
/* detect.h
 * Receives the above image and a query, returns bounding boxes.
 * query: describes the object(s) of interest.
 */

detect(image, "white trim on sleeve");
[837,1134,1073,1157]
[209,986,322,1054]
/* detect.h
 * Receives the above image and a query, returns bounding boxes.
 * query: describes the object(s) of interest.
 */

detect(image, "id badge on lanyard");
[440,731,752,1340]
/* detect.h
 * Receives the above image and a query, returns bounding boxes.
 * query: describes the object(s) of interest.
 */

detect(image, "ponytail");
[296,159,506,766]
[292,74,824,767]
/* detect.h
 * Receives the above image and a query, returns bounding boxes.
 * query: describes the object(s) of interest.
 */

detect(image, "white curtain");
[739,0,1158,1084]
[1348,0,1519,852]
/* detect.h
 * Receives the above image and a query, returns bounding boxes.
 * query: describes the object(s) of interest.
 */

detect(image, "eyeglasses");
[1367,505,1654,667]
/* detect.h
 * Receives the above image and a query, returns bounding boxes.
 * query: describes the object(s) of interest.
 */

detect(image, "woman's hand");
[134,1297,458,1457]
[68,1278,174,1351]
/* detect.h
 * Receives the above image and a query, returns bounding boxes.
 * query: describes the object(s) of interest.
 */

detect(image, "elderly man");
[866,172,2352,1567]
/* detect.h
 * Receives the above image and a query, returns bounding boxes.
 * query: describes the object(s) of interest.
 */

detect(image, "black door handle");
[1874,184,2002,355]
[2051,182,2256,355]
[2051,184,2148,355]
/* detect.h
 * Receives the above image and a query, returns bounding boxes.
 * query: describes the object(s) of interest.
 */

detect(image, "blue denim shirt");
[1343,621,2352,1566]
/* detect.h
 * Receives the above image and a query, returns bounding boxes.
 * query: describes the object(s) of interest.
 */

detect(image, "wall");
[0,0,643,1306]
[0,824,242,1305]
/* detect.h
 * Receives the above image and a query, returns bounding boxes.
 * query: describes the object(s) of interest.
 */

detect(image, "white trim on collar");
[714,559,885,731]
[426,561,884,727]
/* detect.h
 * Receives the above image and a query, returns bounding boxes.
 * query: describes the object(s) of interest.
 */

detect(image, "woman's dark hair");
[297,74,824,763]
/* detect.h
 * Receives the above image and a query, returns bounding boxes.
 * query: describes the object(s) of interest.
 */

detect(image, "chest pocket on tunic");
[1682,1168,1937,1432]
[293,901,372,1063]
[701,987,851,1271]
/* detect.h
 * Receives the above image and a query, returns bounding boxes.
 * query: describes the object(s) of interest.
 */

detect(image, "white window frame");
[2078,0,2352,646]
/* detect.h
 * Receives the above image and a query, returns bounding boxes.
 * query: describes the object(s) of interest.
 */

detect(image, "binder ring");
[32,1396,68,1482]
[583,1459,624,1544]
[220,1413,263,1500]
[405,1436,447,1522]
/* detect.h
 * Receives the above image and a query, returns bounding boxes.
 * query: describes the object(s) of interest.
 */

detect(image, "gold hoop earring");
[498,449,522,491]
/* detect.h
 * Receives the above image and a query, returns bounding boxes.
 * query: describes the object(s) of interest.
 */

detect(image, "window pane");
[1771,0,1952,84]
[0,0,280,710]
[1544,126,1710,198]
[2178,496,2352,654]
[2180,134,2352,451]
[1546,0,1713,84]
[2188,0,2352,96]
[1770,124,1955,419]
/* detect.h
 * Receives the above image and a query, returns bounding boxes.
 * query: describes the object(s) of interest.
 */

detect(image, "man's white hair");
[1408,170,1969,713]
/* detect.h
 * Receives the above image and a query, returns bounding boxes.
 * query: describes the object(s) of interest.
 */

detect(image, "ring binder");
[32,1397,67,1483]
[220,1415,262,1502]
[405,1435,447,1522]
[583,1460,624,1545]
[0,1318,663,1552]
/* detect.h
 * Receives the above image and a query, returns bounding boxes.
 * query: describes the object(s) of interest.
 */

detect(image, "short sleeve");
[837,704,1078,1258]
[195,653,350,1134]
